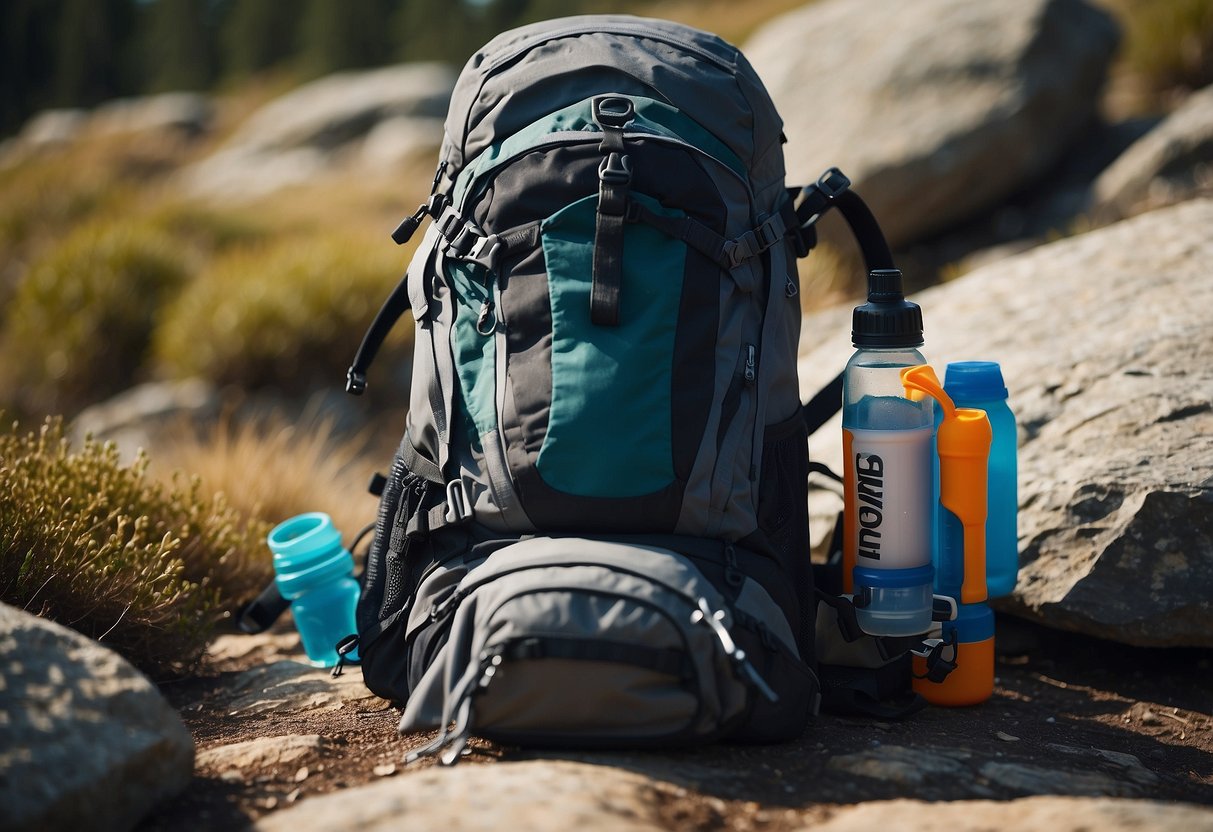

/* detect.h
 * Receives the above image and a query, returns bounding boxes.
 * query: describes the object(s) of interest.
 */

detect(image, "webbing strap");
[789,167,894,272]
[625,200,791,275]
[400,432,444,485]
[590,96,635,327]
[235,579,290,635]
[592,152,630,326]
[792,169,897,436]
[803,370,844,436]
[346,271,410,395]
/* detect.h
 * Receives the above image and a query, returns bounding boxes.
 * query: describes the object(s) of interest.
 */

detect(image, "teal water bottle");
[267,512,361,667]
[944,362,1018,598]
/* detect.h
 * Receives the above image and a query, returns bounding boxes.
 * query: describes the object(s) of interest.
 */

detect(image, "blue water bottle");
[944,362,1018,598]
[267,512,361,667]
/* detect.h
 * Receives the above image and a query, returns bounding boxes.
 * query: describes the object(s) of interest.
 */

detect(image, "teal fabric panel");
[449,258,496,445]
[538,193,686,498]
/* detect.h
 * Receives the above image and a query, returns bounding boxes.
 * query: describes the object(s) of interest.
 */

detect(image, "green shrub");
[1,220,191,416]
[1119,0,1213,95]
[0,418,271,678]
[153,233,410,393]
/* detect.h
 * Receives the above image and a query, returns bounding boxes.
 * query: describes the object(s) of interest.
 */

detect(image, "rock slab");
[1094,83,1213,220]
[806,796,1213,832]
[0,603,195,832]
[746,0,1119,247]
[182,62,454,199]
[254,759,665,832]
[799,199,1213,647]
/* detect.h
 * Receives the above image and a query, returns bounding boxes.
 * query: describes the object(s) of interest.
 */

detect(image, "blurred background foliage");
[2,0,1210,137]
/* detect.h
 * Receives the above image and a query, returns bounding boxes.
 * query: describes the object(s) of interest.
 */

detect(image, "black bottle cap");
[852,268,923,347]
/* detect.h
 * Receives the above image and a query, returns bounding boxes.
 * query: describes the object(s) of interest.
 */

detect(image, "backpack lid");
[439,15,786,194]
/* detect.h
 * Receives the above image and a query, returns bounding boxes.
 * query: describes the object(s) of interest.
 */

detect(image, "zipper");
[716,342,756,454]
[459,126,752,216]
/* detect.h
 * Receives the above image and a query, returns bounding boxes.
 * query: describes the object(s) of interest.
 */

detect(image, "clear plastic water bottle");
[944,361,1018,598]
[842,269,935,637]
[267,512,361,667]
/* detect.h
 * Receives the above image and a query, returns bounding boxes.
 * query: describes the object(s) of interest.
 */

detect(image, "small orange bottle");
[901,366,995,706]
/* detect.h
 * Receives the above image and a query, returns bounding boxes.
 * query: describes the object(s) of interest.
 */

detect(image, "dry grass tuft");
[150,407,382,558]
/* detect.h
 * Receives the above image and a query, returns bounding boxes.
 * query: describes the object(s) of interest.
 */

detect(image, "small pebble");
[373,763,397,777]
[219,770,244,784]
[286,789,302,804]
[1141,710,1160,725]
[262,796,279,811]
[1045,716,1055,723]
[294,766,309,783]
[996,731,1020,742]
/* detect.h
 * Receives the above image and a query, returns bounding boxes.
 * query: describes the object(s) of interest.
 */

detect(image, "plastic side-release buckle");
[598,152,632,186]
[464,233,502,272]
[444,479,472,525]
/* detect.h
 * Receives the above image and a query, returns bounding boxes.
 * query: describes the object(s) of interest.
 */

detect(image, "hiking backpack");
[337,15,921,760]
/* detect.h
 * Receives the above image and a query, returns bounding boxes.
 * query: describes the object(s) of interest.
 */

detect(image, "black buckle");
[795,167,853,228]
[345,367,367,395]
[592,96,635,129]
[817,166,851,198]
[598,152,632,185]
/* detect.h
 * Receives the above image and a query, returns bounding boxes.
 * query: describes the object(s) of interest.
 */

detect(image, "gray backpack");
[343,15,913,760]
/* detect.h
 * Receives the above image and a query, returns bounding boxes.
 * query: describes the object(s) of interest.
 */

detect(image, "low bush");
[1118,0,1213,97]
[0,418,270,678]
[152,233,410,394]
[0,220,192,416]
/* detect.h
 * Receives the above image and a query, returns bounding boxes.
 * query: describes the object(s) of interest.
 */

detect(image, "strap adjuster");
[592,96,635,129]
[444,479,472,525]
[816,166,851,198]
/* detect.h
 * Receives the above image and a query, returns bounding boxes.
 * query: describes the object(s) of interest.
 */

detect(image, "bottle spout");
[901,365,993,604]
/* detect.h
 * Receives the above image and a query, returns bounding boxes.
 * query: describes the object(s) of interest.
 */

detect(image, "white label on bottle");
[847,426,933,570]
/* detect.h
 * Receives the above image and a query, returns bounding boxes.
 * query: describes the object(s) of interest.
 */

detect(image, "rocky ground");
[136,614,1212,831]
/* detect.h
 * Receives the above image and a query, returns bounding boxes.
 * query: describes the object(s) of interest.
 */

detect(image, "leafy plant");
[0,418,270,678]
[152,233,410,394]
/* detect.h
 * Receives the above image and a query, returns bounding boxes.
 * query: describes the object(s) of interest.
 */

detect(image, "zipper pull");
[785,274,799,298]
[476,299,496,336]
[330,634,360,678]
[744,344,757,384]
[391,202,430,245]
[690,597,778,703]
